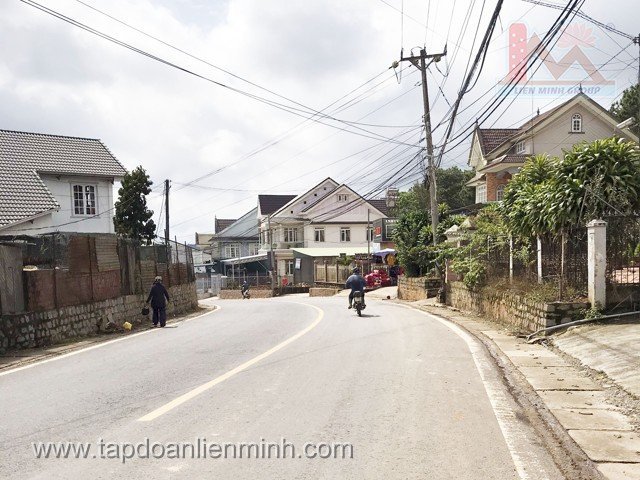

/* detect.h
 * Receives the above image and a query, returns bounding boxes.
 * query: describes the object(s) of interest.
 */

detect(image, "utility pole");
[397,47,446,247]
[164,179,170,245]
[267,215,275,289]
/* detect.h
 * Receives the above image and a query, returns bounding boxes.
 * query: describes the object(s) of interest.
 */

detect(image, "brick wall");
[24,269,122,311]
[485,172,512,202]
[447,281,589,332]
[0,282,198,354]
[397,277,441,301]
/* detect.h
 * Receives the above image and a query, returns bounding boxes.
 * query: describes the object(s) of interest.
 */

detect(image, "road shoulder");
[0,304,217,373]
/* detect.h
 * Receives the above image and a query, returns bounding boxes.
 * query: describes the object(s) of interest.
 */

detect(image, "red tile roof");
[477,128,521,154]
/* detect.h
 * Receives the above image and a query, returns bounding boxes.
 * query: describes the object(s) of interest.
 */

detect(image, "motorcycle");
[241,288,251,299]
[353,291,366,316]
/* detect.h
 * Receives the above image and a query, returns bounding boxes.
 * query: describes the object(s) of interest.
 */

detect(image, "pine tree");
[610,84,639,136]
[113,166,156,244]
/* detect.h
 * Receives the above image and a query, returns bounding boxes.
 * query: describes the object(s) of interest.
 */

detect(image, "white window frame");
[72,184,97,216]
[314,227,325,242]
[476,184,487,203]
[286,260,295,275]
[284,227,298,242]
[224,243,240,258]
[571,113,582,132]
[248,243,259,256]
[337,193,349,202]
[366,226,374,242]
[340,227,351,242]
[496,184,505,201]
[515,140,526,154]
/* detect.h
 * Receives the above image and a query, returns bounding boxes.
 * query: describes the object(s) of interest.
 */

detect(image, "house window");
[284,228,298,242]
[496,184,505,201]
[72,184,97,215]
[338,194,349,202]
[366,227,374,242]
[515,141,526,154]
[571,113,582,132]
[248,243,259,256]
[286,260,294,275]
[224,244,240,258]
[476,184,487,203]
[314,228,325,242]
[340,227,351,242]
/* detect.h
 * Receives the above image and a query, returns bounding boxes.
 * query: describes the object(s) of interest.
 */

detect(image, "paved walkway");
[551,322,640,398]
[413,300,640,480]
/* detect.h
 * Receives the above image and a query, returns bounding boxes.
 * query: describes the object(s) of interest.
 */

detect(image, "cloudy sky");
[1,0,638,242]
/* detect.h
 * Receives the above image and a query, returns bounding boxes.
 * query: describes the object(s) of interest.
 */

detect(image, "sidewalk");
[413,299,640,480]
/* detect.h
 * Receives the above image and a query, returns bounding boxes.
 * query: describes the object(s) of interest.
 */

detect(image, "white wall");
[304,224,372,248]
[2,175,116,235]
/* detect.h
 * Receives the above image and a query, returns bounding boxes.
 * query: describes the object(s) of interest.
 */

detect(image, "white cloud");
[1,0,637,241]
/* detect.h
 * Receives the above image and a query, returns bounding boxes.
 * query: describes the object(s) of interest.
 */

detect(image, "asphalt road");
[0,295,564,479]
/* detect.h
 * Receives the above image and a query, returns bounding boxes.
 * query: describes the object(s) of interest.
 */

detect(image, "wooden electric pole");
[398,47,446,247]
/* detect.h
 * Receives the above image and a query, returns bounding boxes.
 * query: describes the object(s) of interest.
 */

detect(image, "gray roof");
[367,199,389,216]
[258,194,297,215]
[214,207,259,239]
[0,129,127,228]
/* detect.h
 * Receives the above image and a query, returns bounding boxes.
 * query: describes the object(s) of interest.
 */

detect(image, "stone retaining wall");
[309,287,339,297]
[218,289,273,299]
[0,283,198,354]
[447,281,589,332]
[398,277,441,301]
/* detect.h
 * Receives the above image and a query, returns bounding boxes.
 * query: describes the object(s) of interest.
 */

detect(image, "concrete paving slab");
[538,390,618,410]
[569,430,640,463]
[551,409,633,431]
[519,367,601,391]
[597,462,640,480]
[552,323,640,398]
[508,354,569,367]
[500,348,558,358]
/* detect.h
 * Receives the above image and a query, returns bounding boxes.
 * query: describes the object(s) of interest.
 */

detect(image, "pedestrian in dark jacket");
[146,276,170,327]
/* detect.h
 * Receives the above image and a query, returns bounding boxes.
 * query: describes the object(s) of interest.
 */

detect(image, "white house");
[0,129,127,235]
[256,178,390,283]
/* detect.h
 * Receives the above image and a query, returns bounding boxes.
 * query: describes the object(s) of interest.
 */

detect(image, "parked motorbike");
[353,291,366,316]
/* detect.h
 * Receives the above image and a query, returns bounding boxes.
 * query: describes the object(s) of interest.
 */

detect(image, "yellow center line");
[137,303,324,422]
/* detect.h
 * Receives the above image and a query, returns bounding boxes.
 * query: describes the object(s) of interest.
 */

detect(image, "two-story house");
[467,92,639,203]
[258,178,389,284]
[0,129,127,235]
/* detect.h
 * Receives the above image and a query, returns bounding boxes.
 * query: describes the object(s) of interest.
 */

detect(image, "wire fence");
[478,228,588,299]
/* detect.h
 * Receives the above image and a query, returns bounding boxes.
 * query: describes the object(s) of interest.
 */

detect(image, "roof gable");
[303,184,387,221]
[270,177,339,218]
[486,93,639,159]
[0,129,127,229]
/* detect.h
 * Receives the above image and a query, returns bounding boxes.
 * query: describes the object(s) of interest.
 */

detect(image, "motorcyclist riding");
[345,267,366,309]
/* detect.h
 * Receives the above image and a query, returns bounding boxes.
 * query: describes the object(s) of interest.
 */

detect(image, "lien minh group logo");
[504,23,616,97]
